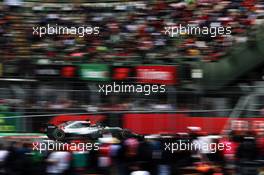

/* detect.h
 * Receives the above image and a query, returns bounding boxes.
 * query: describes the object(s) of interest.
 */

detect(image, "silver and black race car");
[47,120,141,141]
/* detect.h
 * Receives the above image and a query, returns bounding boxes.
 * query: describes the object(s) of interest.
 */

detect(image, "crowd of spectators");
[0,0,263,64]
[0,129,264,174]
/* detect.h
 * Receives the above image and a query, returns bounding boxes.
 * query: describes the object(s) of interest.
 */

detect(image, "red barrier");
[123,113,229,134]
[123,114,264,134]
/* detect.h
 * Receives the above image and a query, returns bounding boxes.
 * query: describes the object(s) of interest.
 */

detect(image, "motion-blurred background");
[0,0,264,174]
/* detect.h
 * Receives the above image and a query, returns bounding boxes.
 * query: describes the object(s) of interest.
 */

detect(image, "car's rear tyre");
[53,129,65,141]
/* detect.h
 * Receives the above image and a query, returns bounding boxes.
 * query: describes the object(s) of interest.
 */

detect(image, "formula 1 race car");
[47,120,141,141]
